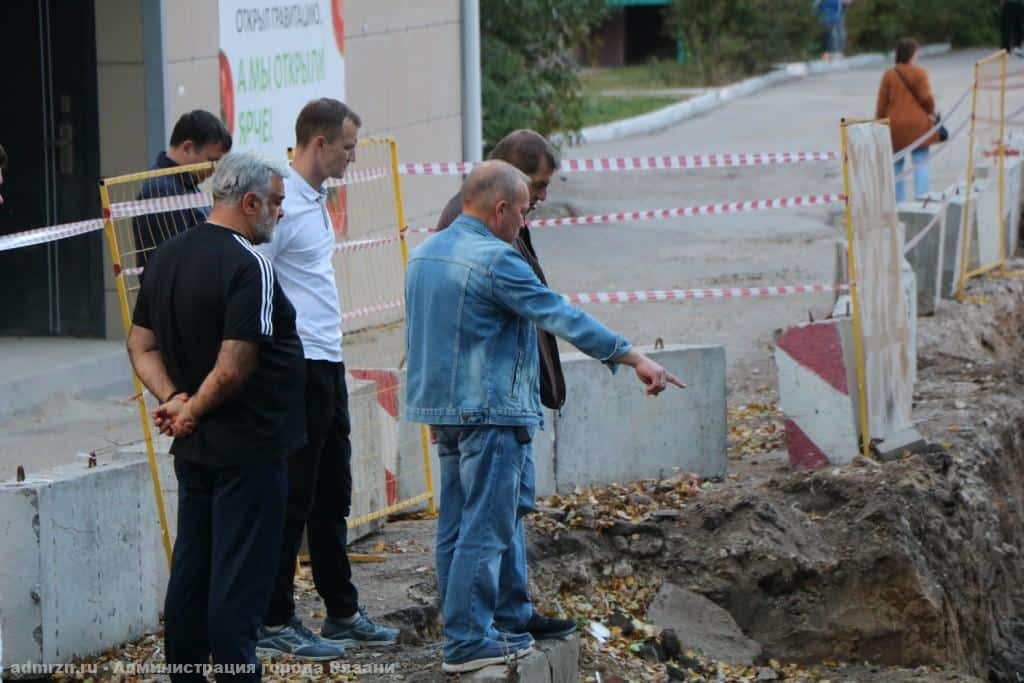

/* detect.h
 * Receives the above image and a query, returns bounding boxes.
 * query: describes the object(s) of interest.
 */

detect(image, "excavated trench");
[526,274,1024,681]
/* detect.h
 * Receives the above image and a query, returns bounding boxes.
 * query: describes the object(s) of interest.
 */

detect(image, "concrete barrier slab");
[898,200,946,315]
[775,319,859,469]
[942,189,978,298]
[0,460,164,670]
[548,344,726,493]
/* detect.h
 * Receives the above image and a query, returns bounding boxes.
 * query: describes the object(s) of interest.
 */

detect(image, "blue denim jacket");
[404,215,632,426]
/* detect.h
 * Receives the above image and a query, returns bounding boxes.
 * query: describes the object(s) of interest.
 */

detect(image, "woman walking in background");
[875,38,941,202]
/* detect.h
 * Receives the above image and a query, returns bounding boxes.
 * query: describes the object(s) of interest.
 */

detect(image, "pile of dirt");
[525,274,1024,681]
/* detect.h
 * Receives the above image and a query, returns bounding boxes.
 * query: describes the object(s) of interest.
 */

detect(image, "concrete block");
[341,377,387,538]
[532,424,556,501]
[978,155,1024,259]
[646,583,762,665]
[465,634,579,683]
[537,634,580,683]
[974,176,1003,269]
[942,188,979,297]
[898,200,946,315]
[775,320,860,469]
[0,460,164,670]
[1006,155,1022,256]
[902,258,918,387]
[547,344,726,494]
[875,426,927,462]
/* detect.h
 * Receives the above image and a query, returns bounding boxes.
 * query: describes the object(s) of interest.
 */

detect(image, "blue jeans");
[894,147,930,202]
[434,425,536,662]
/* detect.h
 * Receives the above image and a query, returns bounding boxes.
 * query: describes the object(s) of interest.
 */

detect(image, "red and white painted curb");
[349,368,402,506]
[774,320,860,469]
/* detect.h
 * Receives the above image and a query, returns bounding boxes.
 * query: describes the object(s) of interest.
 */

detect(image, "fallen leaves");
[728,401,785,458]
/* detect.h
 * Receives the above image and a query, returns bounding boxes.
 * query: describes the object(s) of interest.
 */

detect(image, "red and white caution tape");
[325,166,391,189]
[565,283,848,304]
[399,152,837,176]
[526,193,844,229]
[0,218,105,252]
[108,193,211,219]
[339,281,850,322]
[342,299,405,323]
[108,169,389,220]
[335,235,402,254]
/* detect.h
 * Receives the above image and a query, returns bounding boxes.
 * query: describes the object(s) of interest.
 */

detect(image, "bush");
[481,0,607,148]
[666,0,1001,86]
[845,0,999,51]
[665,0,819,86]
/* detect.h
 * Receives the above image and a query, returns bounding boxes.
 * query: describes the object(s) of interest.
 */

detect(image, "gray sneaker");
[321,606,399,647]
[257,617,345,661]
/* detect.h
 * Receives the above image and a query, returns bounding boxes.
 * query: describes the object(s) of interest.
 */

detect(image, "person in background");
[131,110,232,268]
[1003,0,1024,57]
[813,0,845,61]
[875,38,941,202]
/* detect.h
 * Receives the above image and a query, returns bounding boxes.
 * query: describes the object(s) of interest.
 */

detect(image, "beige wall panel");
[164,58,220,130]
[189,0,220,60]
[344,33,392,130]
[163,0,219,63]
[95,0,143,64]
[97,64,148,176]
[392,117,463,228]
[345,0,459,30]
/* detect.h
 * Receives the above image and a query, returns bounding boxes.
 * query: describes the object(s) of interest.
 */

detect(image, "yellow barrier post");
[956,61,982,299]
[840,119,873,460]
[999,50,1008,271]
[98,180,173,569]
[388,137,437,517]
[958,51,1013,290]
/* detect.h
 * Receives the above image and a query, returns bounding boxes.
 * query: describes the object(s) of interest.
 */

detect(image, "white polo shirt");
[258,169,343,362]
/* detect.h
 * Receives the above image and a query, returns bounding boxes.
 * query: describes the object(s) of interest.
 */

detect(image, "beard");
[251,205,277,244]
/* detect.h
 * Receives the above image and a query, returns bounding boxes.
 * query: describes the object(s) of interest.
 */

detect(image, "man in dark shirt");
[131,110,232,269]
[435,129,575,642]
[127,151,308,680]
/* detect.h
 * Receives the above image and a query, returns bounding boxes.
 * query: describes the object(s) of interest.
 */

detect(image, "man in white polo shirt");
[257,99,399,660]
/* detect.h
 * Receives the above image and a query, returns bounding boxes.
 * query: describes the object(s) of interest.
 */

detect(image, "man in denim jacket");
[405,161,684,673]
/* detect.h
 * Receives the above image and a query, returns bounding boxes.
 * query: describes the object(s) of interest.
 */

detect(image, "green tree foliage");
[666,0,1000,86]
[845,0,999,52]
[481,0,607,148]
[665,0,819,85]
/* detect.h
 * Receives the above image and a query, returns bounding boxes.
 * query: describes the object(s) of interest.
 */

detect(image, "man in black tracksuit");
[127,152,303,681]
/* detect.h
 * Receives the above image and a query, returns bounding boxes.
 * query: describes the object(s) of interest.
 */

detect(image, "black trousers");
[164,456,287,682]
[266,359,357,625]
[1003,3,1024,51]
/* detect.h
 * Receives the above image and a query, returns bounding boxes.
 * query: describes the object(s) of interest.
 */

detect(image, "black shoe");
[519,612,577,640]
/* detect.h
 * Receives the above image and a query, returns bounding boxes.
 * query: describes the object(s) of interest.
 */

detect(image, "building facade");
[0,0,464,338]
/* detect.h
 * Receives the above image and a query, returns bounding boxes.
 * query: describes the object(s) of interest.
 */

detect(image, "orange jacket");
[875,63,940,152]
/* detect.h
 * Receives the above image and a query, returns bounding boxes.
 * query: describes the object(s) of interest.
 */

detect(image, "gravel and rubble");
[64,274,1024,681]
